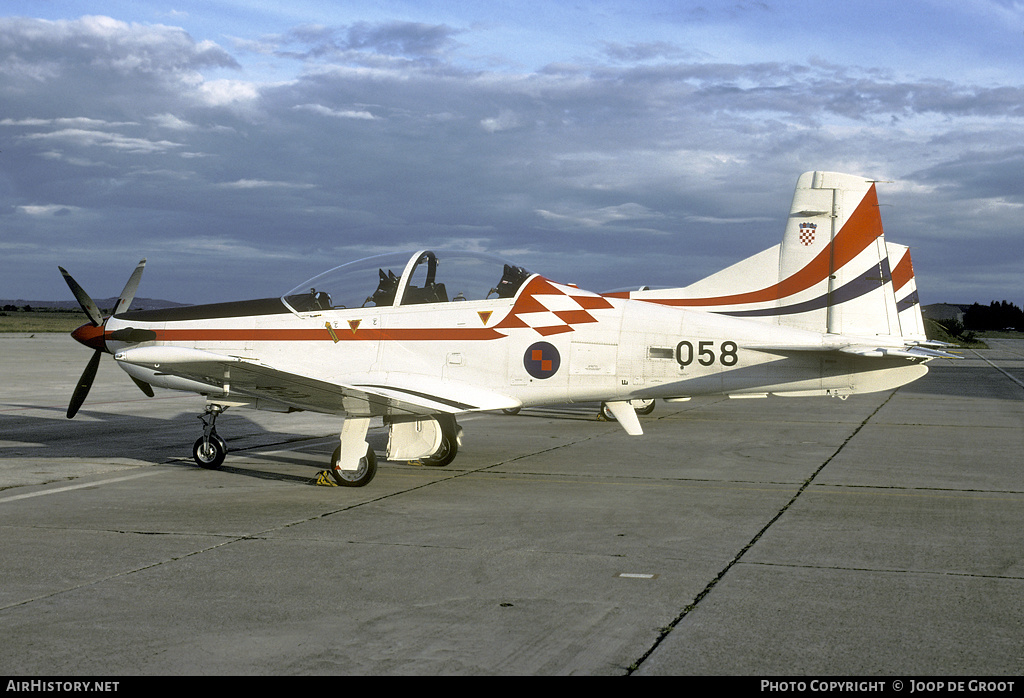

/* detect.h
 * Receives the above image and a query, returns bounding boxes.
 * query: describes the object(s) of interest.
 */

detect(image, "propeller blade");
[58,266,103,326]
[112,259,147,316]
[67,349,102,419]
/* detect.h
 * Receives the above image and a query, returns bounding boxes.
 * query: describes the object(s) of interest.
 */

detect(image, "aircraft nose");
[71,322,107,351]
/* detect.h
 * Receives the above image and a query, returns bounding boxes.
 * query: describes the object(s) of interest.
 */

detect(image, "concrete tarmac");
[0,333,1021,676]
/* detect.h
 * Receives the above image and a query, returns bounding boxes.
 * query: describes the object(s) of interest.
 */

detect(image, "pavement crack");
[740,560,1024,581]
[626,390,897,675]
[0,536,243,613]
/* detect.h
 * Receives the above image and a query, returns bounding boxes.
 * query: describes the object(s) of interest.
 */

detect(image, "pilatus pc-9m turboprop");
[61,171,954,487]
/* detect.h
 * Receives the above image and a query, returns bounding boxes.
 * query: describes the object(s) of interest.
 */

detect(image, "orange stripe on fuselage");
[146,327,505,342]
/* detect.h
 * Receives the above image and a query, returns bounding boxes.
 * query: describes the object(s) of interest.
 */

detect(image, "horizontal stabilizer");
[745,341,961,360]
[838,345,961,360]
[911,339,958,349]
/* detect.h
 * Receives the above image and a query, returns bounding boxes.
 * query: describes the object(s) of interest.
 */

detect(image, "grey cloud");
[250,21,462,63]
[0,16,239,123]
[910,148,1024,202]
[600,41,689,63]
[345,21,461,57]
[22,128,183,154]
[0,15,237,77]
[1,15,1021,308]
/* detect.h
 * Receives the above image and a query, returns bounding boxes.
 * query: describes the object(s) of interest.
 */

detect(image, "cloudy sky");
[2,1,1022,309]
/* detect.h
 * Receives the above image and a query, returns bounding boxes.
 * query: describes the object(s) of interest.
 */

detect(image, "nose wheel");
[193,404,228,469]
[193,433,227,469]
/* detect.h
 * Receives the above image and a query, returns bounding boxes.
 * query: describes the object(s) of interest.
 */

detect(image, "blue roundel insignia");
[524,341,560,379]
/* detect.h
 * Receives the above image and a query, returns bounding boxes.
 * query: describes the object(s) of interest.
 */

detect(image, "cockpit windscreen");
[282,250,532,314]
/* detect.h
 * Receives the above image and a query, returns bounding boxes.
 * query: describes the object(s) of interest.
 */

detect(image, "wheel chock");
[311,470,339,486]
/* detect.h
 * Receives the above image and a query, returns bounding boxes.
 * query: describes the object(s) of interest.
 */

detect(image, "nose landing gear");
[193,404,227,469]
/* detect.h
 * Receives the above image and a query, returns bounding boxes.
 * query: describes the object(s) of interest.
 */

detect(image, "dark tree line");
[964,301,1024,332]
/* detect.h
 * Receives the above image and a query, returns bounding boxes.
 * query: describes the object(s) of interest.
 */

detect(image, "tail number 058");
[676,340,738,368]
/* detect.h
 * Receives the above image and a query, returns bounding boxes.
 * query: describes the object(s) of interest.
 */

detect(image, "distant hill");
[1,297,189,312]
[922,303,968,323]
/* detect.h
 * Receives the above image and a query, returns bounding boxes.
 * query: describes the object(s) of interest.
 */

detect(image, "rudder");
[774,171,900,338]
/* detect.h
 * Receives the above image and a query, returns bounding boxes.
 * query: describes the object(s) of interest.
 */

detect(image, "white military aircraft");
[61,171,954,487]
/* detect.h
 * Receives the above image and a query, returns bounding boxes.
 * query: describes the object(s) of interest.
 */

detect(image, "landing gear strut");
[193,404,227,469]
[327,416,377,487]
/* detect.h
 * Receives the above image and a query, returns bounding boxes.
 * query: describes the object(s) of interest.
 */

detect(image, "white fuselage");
[106,278,926,416]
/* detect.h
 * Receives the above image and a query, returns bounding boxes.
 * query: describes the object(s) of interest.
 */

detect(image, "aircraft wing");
[114,346,521,417]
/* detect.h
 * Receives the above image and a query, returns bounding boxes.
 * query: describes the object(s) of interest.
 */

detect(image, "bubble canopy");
[282,250,533,314]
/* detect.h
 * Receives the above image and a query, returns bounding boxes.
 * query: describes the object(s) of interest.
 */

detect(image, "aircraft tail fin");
[887,242,929,343]
[628,171,920,343]
[773,171,900,337]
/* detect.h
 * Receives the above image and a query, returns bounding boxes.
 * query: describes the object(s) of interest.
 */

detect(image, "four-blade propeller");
[59,259,152,418]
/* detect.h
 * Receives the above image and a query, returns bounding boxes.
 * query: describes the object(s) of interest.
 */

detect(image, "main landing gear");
[599,399,655,420]
[415,413,460,467]
[323,413,462,487]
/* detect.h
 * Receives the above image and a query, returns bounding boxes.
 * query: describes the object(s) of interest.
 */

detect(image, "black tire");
[502,406,521,415]
[330,444,377,487]
[632,399,655,415]
[193,434,227,469]
[599,402,616,421]
[420,433,457,467]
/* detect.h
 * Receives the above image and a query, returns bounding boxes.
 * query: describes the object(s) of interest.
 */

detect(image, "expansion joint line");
[626,390,897,675]
[311,431,613,519]
[970,349,1024,393]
